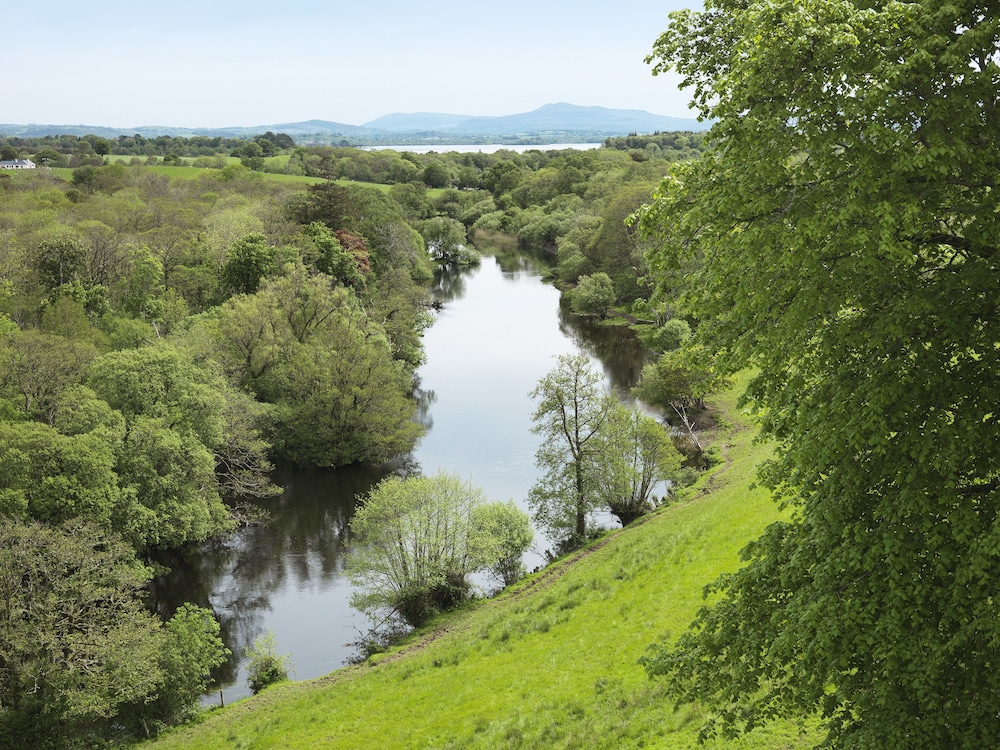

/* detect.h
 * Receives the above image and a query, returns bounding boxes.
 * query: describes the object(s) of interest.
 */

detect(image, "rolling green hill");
[144,380,818,749]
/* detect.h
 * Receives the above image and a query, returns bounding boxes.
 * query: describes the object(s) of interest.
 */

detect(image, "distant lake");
[363,143,600,154]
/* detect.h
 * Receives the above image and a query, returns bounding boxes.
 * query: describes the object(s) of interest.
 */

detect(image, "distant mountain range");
[0,104,707,146]
[361,103,704,134]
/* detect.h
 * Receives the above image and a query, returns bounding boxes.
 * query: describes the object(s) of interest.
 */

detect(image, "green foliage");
[569,272,615,318]
[516,210,569,253]
[114,415,230,550]
[420,161,451,189]
[221,232,277,295]
[0,328,96,423]
[86,344,245,549]
[209,264,422,467]
[602,131,707,158]
[288,181,427,279]
[555,239,594,284]
[33,234,87,289]
[0,334,269,550]
[592,405,682,526]
[481,161,523,197]
[301,222,365,288]
[389,181,432,221]
[647,317,690,352]
[0,521,158,746]
[582,182,657,300]
[421,216,477,266]
[0,522,223,747]
[529,354,616,547]
[0,420,120,526]
[530,356,683,544]
[348,473,524,627]
[472,500,534,587]
[140,604,230,726]
[245,630,293,695]
[638,2,1000,747]
[633,346,721,414]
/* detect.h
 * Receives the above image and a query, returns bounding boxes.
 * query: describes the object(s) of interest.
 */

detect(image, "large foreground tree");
[0,522,227,746]
[637,2,1000,748]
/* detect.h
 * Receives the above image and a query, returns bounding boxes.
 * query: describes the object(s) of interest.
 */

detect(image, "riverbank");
[144,379,820,749]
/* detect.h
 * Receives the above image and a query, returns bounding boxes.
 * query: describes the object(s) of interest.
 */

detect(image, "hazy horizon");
[2,1,700,129]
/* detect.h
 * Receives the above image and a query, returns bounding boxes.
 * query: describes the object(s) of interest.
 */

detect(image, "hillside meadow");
[47,163,461,200]
[145,380,820,749]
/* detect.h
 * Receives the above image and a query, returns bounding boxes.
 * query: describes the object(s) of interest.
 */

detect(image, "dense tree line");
[601,131,706,160]
[0,158,432,745]
[0,132,296,166]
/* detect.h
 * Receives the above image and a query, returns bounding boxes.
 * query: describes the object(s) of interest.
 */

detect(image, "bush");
[245,630,293,694]
[570,272,615,317]
[649,318,691,351]
[348,473,531,627]
[474,500,534,587]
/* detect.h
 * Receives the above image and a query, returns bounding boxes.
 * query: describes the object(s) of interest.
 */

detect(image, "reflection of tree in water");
[413,380,437,431]
[148,462,392,690]
[148,538,257,688]
[494,249,547,279]
[559,305,651,392]
[470,247,649,393]
[431,263,471,303]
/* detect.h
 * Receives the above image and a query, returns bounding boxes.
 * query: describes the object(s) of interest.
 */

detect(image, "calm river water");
[150,251,648,703]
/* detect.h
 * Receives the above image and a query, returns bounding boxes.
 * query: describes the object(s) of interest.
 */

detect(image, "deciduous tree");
[348,473,528,627]
[528,354,615,548]
[637,2,1000,746]
[473,499,534,587]
[569,272,615,318]
[0,522,225,746]
[208,265,422,467]
[591,405,681,526]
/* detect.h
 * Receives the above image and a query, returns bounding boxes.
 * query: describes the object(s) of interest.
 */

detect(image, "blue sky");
[3,1,700,128]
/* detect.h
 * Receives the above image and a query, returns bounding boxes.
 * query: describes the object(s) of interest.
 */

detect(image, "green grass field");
[144,381,819,749]
[43,165,456,197]
[46,165,401,190]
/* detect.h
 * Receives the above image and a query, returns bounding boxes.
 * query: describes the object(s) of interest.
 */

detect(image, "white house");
[0,159,36,170]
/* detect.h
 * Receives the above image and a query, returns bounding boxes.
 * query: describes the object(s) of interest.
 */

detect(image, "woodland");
[0,129,703,746]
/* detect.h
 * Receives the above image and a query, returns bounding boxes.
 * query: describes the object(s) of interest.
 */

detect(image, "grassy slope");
[146,382,819,749]
[51,166,327,185]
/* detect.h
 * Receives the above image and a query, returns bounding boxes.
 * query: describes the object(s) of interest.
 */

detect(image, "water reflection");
[150,249,653,703]
[431,264,468,302]
[560,308,649,393]
[150,462,391,702]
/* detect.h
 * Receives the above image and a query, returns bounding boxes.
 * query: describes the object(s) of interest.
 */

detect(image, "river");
[150,250,649,704]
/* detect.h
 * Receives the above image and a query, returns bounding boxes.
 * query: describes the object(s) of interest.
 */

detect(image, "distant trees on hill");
[0,132,297,166]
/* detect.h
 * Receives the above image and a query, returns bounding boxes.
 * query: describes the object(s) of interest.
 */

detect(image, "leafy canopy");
[637,2,1000,747]
[528,354,616,547]
[348,473,531,627]
[0,522,227,746]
